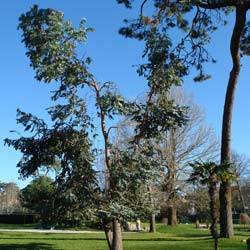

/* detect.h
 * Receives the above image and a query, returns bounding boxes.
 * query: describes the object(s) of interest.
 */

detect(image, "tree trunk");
[112,218,123,250]
[209,174,218,250]
[219,181,234,238]
[167,129,178,226]
[220,5,247,238]
[103,221,113,250]
[149,213,156,232]
[168,202,178,226]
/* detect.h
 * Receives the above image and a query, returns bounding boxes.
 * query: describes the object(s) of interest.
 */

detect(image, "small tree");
[20,176,55,226]
[189,161,235,250]
[189,161,219,250]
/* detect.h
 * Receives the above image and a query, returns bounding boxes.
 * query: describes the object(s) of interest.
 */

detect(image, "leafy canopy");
[6,5,187,224]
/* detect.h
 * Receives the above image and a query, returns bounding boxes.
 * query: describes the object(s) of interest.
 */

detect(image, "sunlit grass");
[0,223,97,231]
[0,223,248,250]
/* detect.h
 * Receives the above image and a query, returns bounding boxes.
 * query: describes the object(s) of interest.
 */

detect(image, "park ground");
[0,224,249,250]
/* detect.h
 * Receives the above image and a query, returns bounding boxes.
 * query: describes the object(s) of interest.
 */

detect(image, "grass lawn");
[0,224,249,250]
[0,223,97,231]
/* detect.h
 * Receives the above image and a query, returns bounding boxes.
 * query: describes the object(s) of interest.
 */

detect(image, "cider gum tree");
[5,5,187,250]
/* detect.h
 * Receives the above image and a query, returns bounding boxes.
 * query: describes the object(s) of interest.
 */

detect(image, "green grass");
[0,224,249,250]
[0,223,97,231]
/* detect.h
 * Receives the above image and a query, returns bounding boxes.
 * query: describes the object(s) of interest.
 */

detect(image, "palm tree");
[189,161,219,250]
[189,161,235,250]
[188,161,235,250]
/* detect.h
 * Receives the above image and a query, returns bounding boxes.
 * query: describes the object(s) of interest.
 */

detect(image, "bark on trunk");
[103,221,113,250]
[219,181,234,238]
[209,174,218,250]
[112,218,123,250]
[168,202,178,226]
[149,213,156,232]
[220,5,247,238]
[92,72,123,250]
[167,129,178,226]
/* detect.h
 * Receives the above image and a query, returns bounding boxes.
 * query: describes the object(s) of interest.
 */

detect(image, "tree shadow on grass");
[235,228,250,233]
[129,245,201,250]
[123,236,212,242]
[0,237,105,241]
[235,234,250,237]
[0,236,212,243]
[0,243,55,250]
[177,233,211,238]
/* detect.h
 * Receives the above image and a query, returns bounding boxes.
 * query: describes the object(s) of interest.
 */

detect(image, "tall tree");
[117,0,250,237]
[5,5,187,250]
[154,87,219,226]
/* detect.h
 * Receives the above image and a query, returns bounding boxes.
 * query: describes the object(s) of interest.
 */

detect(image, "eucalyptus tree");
[5,5,187,250]
[117,0,250,238]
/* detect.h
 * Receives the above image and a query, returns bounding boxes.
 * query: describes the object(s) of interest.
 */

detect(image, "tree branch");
[193,0,250,9]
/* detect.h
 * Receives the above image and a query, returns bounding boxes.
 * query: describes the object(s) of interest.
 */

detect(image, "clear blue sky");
[1,1,249,188]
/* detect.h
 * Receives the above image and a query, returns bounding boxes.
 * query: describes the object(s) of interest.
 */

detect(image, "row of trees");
[3,158,250,228]
[2,145,250,229]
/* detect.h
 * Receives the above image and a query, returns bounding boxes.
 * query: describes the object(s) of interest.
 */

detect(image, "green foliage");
[118,0,230,82]
[99,145,160,220]
[241,21,250,55]
[189,161,219,186]
[132,98,188,140]
[18,5,93,84]
[5,110,96,184]
[5,107,99,227]
[96,88,133,119]
[189,161,236,185]
[5,5,188,239]
[20,176,55,225]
